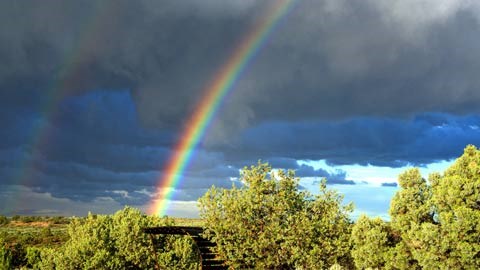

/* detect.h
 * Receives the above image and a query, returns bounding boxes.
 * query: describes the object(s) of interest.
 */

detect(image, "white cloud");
[369,0,480,42]
[155,200,199,218]
[299,159,453,185]
[1,185,126,216]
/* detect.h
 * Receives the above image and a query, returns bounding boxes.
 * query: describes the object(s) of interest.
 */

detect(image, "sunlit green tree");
[0,242,12,270]
[199,162,353,269]
[352,145,480,269]
[39,206,199,269]
[411,145,480,268]
[351,215,393,269]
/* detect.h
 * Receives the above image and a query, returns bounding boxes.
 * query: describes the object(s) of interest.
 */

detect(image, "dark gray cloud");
[204,0,480,141]
[1,0,480,215]
[222,113,480,167]
[1,0,480,136]
[223,157,355,185]
[381,182,398,187]
[2,90,476,207]
[295,165,354,185]
[0,90,238,205]
[0,0,262,130]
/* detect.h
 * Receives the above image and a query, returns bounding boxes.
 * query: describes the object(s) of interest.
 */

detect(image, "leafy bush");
[156,236,200,269]
[40,206,199,269]
[26,247,42,269]
[40,227,53,239]
[351,215,397,269]
[352,145,480,269]
[199,162,354,269]
[0,216,8,227]
[19,216,38,223]
[0,236,12,270]
[48,216,70,225]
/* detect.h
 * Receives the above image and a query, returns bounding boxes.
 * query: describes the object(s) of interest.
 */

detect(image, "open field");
[0,216,203,249]
[0,221,69,248]
[0,213,206,269]
[171,217,204,227]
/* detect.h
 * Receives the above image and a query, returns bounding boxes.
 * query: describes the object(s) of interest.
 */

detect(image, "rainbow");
[10,2,112,209]
[150,0,297,216]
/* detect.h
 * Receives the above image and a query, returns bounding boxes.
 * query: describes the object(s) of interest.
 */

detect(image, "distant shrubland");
[1,145,479,269]
[0,209,199,269]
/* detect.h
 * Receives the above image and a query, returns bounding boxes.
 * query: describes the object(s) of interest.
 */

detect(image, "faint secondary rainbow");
[9,2,112,210]
[150,0,297,216]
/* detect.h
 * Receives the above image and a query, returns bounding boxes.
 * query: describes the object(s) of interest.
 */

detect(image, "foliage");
[156,236,200,269]
[2,146,478,269]
[199,162,353,269]
[11,216,45,224]
[0,216,8,227]
[9,242,27,267]
[0,238,12,270]
[42,207,157,269]
[0,214,202,269]
[0,225,68,249]
[351,215,393,269]
[411,145,480,268]
[47,216,71,225]
[40,226,54,239]
[39,206,199,270]
[26,246,42,269]
[352,145,480,269]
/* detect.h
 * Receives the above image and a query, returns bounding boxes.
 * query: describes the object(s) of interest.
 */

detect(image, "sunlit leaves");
[352,145,480,269]
[199,162,353,269]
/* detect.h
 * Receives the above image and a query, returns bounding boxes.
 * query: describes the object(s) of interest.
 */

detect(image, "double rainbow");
[150,0,296,216]
[10,2,112,210]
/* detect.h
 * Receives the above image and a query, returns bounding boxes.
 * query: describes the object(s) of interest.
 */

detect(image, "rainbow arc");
[150,0,296,216]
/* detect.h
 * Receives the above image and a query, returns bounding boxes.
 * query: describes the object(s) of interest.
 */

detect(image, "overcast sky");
[1,0,480,218]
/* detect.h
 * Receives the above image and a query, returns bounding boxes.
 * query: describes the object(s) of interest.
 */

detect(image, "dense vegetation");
[199,162,353,269]
[1,145,479,269]
[351,145,480,269]
[0,210,199,269]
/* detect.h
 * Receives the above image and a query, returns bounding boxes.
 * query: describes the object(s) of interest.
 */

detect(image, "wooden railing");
[143,226,228,270]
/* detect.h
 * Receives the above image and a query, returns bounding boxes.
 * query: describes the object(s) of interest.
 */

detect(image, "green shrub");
[0,245,12,270]
[0,216,8,226]
[199,162,354,269]
[352,145,480,269]
[26,247,42,269]
[42,206,199,269]
[9,242,27,268]
[40,227,53,239]
[48,216,69,225]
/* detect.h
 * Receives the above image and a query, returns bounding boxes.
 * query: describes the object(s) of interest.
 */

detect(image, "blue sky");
[1,0,480,218]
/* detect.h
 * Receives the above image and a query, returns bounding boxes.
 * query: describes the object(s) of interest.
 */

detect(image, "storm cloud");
[1,1,480,131]
[1,0,479,215]
[224,113,480,167]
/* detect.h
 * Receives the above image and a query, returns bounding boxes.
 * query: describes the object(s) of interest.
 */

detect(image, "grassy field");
[0,216,204,248]
[0,221,69,248]
[171,217,204,227]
